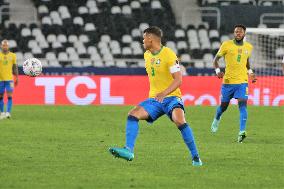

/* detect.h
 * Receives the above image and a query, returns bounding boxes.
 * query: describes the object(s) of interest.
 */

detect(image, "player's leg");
[235,83,249,142]
[0,81,5,119]
[6,92,13,118]
[211,84,232,133]
[109,98,164,161]
[171,108,202,166]
[5,81,14,118]
[124,105,149,152]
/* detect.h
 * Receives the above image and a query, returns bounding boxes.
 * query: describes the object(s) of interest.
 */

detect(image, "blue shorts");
[139,96,185,123]
[221,83,248,102]
[0,80,14,94]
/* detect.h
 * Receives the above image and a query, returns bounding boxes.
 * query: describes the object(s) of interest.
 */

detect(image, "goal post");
[245,28,284,106]
[245,28,284,73]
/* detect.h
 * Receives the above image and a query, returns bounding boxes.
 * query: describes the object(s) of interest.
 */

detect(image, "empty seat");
[73,17,84,26]
[101,34,111,43]
[68,35,78,43]
[139,23,149,32]
[47,34,57,43]
[180,54,191,63]
[21,28,32,37]
[151,0,162,9]
[122,5,132,15]
[58,34,67,43]
[46,52,57,61]
[116,60,127,68]
[38,5,49,14]
[82,60,93,67]
[71,60,82,67]
[86,0,97,8]
[111,6,121,14]
[85,23,96,31]
[122,34,132,44]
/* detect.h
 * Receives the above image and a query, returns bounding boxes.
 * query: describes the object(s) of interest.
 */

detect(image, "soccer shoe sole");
[238,134,247,143]
[192,160,203,166]
[109,148,134,161]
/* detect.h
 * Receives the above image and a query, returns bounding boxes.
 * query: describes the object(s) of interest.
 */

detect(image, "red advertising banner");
[11,76,284,106]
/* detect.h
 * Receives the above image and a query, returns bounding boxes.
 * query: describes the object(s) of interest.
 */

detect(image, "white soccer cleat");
[5,112,11,119]
[211,118,221,133]
[0,112,6,120]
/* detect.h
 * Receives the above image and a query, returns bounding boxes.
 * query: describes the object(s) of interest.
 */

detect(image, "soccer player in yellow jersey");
[109,26,202,166]
[211,24,257,142]
[0,40,18,120]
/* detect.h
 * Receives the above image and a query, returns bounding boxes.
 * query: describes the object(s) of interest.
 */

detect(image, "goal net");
[245,28,284,106]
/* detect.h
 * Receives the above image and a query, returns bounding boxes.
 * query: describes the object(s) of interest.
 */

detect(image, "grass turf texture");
[0,105,283,189]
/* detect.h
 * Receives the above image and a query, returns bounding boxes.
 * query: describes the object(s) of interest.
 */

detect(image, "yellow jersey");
[217,40,253,84]
[0,52,17,81]
[144,46,182,98]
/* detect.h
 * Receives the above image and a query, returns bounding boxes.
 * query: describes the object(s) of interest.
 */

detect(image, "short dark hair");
[143,26,163,38]
[234,24,246,31]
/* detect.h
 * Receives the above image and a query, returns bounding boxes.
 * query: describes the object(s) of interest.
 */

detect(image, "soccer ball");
[23,58,42,77]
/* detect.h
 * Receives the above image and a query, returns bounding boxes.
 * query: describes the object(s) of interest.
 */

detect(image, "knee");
[173,117,186,127]
[238,101,247,108]
[220,103,229,112]
[128,109,140,120]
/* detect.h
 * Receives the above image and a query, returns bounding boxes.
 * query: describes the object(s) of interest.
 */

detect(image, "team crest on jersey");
[156,59,161,65]
[238,49,242,54]
[151,58,155,64]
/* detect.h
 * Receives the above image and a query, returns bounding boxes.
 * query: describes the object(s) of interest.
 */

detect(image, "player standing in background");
[211,24,257,142]
[109,26,202,166]
[0,40,18,119]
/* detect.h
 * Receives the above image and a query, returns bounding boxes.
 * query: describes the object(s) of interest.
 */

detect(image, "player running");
[109,26,202,166]
[211,24,257,142]
[0,40,18,119]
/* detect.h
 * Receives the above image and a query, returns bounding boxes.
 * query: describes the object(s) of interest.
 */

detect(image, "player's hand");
[14,77,18,86]
[217,72,224,79]
[249,73,257,83]
[155,92,166,103]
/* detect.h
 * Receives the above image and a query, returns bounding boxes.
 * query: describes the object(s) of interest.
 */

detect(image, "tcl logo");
[35,76,124,105]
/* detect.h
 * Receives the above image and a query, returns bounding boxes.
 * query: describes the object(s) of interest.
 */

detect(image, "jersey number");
[151,67,155,76]
[237,54,241,63]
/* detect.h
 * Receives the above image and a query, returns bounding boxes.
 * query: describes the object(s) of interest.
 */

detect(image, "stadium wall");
[10,76,284,106]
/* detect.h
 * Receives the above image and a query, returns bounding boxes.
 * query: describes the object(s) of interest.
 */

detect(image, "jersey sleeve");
[248,44,253,58]
[13,54,17,65]
[167,49,180,73]
[216,42,227,57]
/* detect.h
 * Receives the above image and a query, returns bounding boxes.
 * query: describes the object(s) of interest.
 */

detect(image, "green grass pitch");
[0,105,283,189]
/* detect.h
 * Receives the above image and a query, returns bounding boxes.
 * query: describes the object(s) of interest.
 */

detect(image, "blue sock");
[0,97,4,112]
[215,106,223,120]
[178,123,199,159]
[7,97,12,113]
[238,101,247,132]
[125,115,139,152]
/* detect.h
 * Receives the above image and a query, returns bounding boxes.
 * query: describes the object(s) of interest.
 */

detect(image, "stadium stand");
[0,0,283,74]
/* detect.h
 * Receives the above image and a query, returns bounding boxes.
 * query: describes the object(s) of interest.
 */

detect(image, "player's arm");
[213,55,224,78]
[12,57,19,86]
[214,42,227,79]
[246,58,257,83]
[155,71,182,102]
